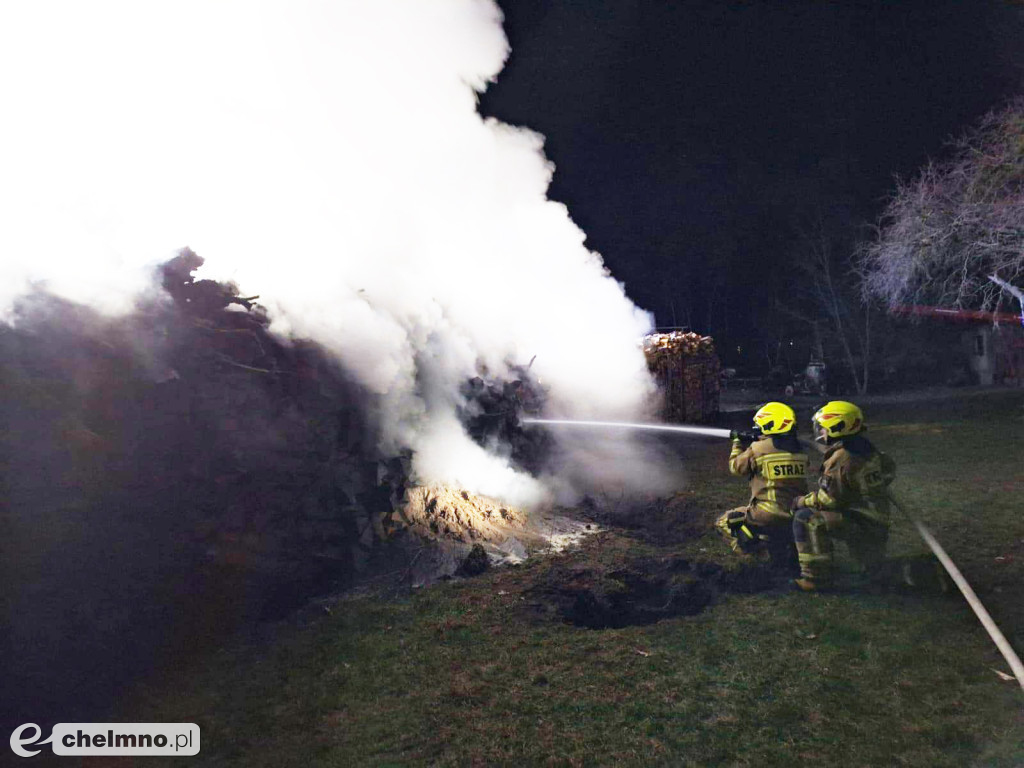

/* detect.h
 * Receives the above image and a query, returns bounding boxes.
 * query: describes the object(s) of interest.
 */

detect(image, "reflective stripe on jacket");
[729,436,808,518]
[799,436,896,524]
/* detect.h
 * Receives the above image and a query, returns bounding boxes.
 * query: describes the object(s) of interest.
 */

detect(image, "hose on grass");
[890,492,1024,693]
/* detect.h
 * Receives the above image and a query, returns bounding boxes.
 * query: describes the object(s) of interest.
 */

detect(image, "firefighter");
[791,400,895,591]
[715,401,807,572]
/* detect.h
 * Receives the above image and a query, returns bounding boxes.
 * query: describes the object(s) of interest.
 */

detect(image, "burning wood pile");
[0,251,582,725]
[1,256,420,724]
[643,331,721,423]
[459,372,552,476]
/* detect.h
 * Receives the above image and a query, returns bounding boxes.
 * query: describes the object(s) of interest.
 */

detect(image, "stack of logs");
[643,331,721,423]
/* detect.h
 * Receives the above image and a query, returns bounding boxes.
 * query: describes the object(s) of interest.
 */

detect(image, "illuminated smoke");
[0,0,678,505]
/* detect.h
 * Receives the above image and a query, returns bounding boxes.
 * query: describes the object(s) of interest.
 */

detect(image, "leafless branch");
[989,272,1024,324]
[859,98,1024,315]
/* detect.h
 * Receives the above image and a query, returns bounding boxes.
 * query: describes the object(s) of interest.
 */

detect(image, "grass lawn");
[127,390,1024,766]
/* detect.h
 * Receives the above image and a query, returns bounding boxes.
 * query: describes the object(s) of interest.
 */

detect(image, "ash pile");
[643,331,721,423]
[391,484,593,587]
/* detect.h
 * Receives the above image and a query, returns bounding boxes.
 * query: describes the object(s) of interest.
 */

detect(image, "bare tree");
[859,98,1024,318]
[782,212,873,394]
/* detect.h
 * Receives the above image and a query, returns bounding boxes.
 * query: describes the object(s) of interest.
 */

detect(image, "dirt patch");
[523,552,783,629]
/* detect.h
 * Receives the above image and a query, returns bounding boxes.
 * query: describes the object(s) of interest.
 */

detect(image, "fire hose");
[523,417,1024,691]
[888,492,1024,691]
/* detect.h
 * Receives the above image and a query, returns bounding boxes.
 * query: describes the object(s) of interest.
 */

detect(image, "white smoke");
[0,0,678,506]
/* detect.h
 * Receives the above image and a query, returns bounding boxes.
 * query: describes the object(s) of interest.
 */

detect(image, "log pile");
[643,331,721,423]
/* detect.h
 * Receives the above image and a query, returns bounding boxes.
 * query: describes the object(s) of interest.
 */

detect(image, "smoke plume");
[0,0,676,505]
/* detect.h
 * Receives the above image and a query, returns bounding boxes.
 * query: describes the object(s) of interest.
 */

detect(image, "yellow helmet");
[812,400,864,442]
[752,401,796,435]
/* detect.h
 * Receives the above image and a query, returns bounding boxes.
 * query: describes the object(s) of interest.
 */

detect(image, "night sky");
[479,0,1024,368]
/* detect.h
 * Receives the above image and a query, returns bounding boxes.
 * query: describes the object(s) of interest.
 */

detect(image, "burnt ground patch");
[522,545,788,629]
[519,540,955,630]
[579,493,713,547]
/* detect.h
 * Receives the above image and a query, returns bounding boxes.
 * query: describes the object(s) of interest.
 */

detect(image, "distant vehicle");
[785,360,827,397]
[720,368,762,391]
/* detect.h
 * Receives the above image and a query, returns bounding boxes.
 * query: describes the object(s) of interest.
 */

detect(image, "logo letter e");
[10,724,54,758]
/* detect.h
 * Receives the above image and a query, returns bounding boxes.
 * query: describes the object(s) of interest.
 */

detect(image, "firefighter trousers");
[792,507,889,587]
[715,504,797,573]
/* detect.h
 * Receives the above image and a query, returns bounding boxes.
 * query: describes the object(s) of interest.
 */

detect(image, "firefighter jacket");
[729,434,808,519]
[798,435,895,525]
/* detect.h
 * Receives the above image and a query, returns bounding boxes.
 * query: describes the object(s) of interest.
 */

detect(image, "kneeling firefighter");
[715,402,807,572]
[791,401,895,591]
